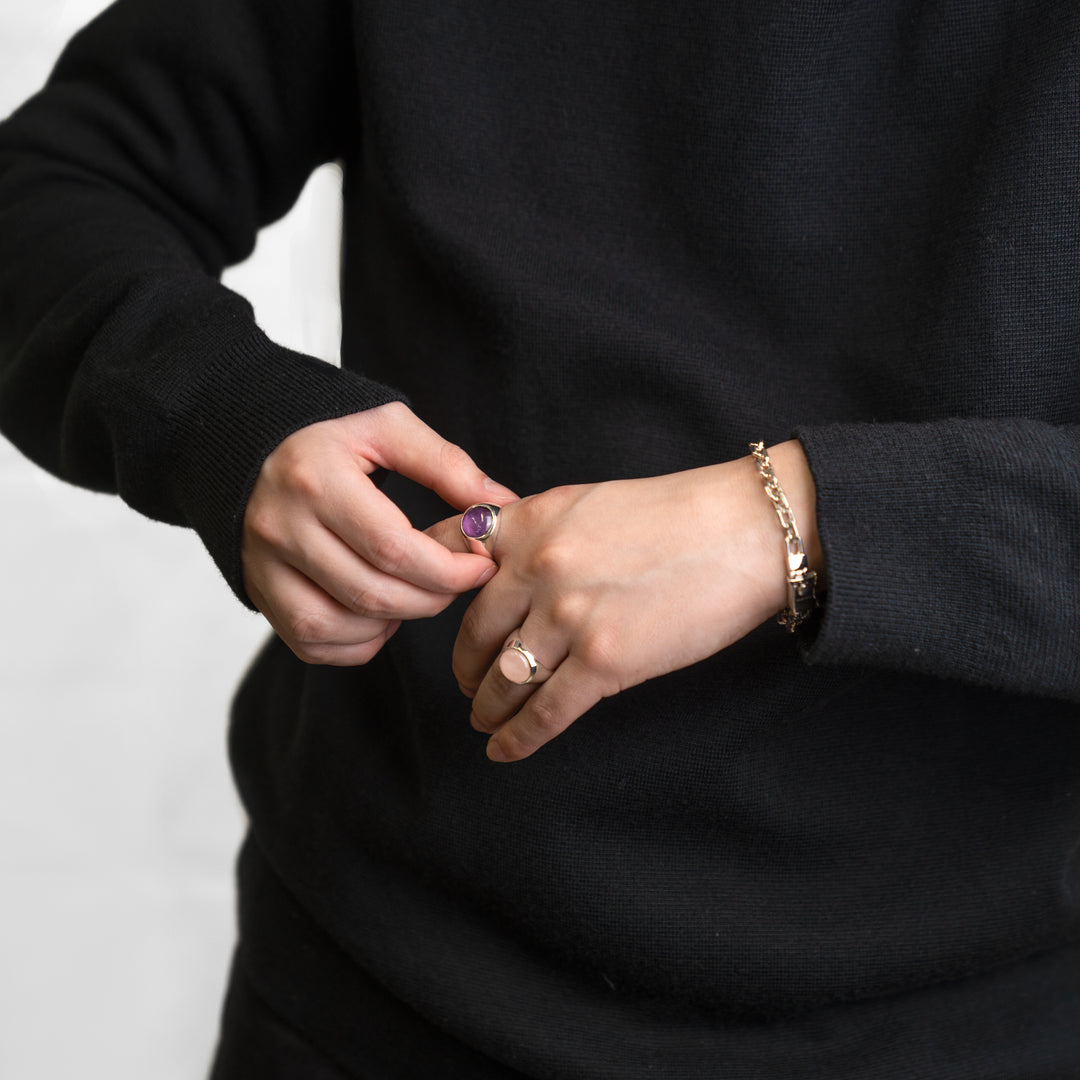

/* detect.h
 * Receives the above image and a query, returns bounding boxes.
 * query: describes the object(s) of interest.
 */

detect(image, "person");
[1,0,1078,1076]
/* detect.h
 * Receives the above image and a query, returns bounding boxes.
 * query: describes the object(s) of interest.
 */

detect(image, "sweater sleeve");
[794,418,1080,703]
[0,0,404,605]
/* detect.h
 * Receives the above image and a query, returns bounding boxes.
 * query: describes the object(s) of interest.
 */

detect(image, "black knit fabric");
[2,1,1079,1077]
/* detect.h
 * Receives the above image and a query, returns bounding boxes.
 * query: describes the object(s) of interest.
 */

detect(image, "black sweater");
[2,1,1079,1076]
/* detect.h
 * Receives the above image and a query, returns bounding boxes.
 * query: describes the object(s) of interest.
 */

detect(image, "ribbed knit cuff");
[168,328,407,607]
[793,419,1080,700]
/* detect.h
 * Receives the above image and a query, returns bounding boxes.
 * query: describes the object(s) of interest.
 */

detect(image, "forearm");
[0,0,404,601]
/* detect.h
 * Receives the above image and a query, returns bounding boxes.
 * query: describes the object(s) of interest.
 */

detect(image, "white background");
[0,2,344,1076]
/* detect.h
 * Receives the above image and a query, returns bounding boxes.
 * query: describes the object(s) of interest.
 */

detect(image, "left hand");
[430,441,821,762]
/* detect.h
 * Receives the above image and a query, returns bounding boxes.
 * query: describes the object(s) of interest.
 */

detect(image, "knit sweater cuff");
[793,419,1080,700]
[168,329,407,607]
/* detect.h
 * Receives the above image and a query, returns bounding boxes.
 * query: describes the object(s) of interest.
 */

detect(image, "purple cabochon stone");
[461,505,494,540]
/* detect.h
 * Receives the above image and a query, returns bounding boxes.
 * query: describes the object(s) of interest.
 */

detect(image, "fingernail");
[476,564,497,586]
[486,738,508,763]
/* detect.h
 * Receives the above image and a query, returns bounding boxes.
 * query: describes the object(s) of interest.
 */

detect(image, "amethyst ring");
[460,502,501,553]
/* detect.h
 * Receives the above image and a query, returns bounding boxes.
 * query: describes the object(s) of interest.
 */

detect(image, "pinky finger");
[293,619,402,667]
[248,565,399,666]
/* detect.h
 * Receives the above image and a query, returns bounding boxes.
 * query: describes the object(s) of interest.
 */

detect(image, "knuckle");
[450,647,471,682]
[285,616,386,667]
[451,638,489,692]
[380,400,412,425]
[438,439,475,476]
[524,538,579,589]
[284,459,325,502]
[526,697,563,737]
[531,538,574,578]
[469,701,500,732]
[368,400,413,443]
[529,485,576,518]
[287,609,336,648]
[514,492,553,532]
[455,607,487,653]
[243,503,284,547]
[261,440,324,501]
[546,591,590,632]
[367,529,410,572]
[494,730,528,761]
[451,658,480,694]
[579,626,621,681]
[343,583,390,618]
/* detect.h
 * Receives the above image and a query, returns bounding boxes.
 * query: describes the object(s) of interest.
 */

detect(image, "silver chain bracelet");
[749,442,819,632]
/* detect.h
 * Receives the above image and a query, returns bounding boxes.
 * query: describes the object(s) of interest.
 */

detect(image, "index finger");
[319,481,496,595]
[356,402,518,514]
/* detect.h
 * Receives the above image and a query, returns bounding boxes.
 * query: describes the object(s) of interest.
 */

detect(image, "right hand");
[241,401,517,666]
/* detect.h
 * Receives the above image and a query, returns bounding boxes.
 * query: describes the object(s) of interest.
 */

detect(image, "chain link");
[749,441,819,631]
